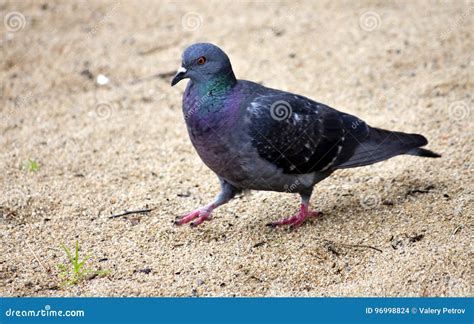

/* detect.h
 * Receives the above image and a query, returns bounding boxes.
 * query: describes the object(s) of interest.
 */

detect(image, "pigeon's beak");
[171,66,187,86]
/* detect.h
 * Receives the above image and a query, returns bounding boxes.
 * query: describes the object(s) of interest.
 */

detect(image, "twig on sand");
[341,243,383,253]
[451,225,463,237]
[109,208,154,219]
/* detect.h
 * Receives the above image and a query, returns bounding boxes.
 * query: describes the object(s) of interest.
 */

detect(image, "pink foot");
[175,206,214,227]
[267,203,321,228]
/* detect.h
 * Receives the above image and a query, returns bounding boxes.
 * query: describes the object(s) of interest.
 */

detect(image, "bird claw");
[175,208,211,226]
[267,204,321,228]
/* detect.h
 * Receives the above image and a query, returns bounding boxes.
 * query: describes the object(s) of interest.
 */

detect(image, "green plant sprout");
[58,241,109,286]
[21,158,40,172]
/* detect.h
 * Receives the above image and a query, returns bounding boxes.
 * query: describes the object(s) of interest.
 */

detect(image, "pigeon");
[170,43,440,228]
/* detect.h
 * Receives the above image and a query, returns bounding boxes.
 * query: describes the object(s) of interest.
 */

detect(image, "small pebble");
[96,74,110,85]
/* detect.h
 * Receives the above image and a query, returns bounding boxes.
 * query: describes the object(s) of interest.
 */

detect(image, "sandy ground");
[0,0,472,297]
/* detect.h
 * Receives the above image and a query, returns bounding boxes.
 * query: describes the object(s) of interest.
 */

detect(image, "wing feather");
[246,93,369,174]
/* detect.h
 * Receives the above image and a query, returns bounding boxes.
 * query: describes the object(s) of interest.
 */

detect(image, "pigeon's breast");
[182,87,246,182]
[186,108,245,177]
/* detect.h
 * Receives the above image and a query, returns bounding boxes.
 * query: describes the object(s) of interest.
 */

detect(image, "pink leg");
[176,179,239,227]
[175,204,215,227]
[267,203,321,228]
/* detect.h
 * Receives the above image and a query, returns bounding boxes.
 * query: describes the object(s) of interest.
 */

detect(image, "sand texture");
[0,0,472,296]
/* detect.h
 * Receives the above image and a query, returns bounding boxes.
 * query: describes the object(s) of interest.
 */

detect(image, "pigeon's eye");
[197,56,206,65]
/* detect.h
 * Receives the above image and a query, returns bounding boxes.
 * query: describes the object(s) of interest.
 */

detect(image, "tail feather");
[406,147,441,158]
[337,127,440,169]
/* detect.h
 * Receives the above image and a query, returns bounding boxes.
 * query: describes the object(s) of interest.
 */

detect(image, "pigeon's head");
[171,43,235,86]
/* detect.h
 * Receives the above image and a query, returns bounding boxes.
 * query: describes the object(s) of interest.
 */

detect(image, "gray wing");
[245,93,370,174]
